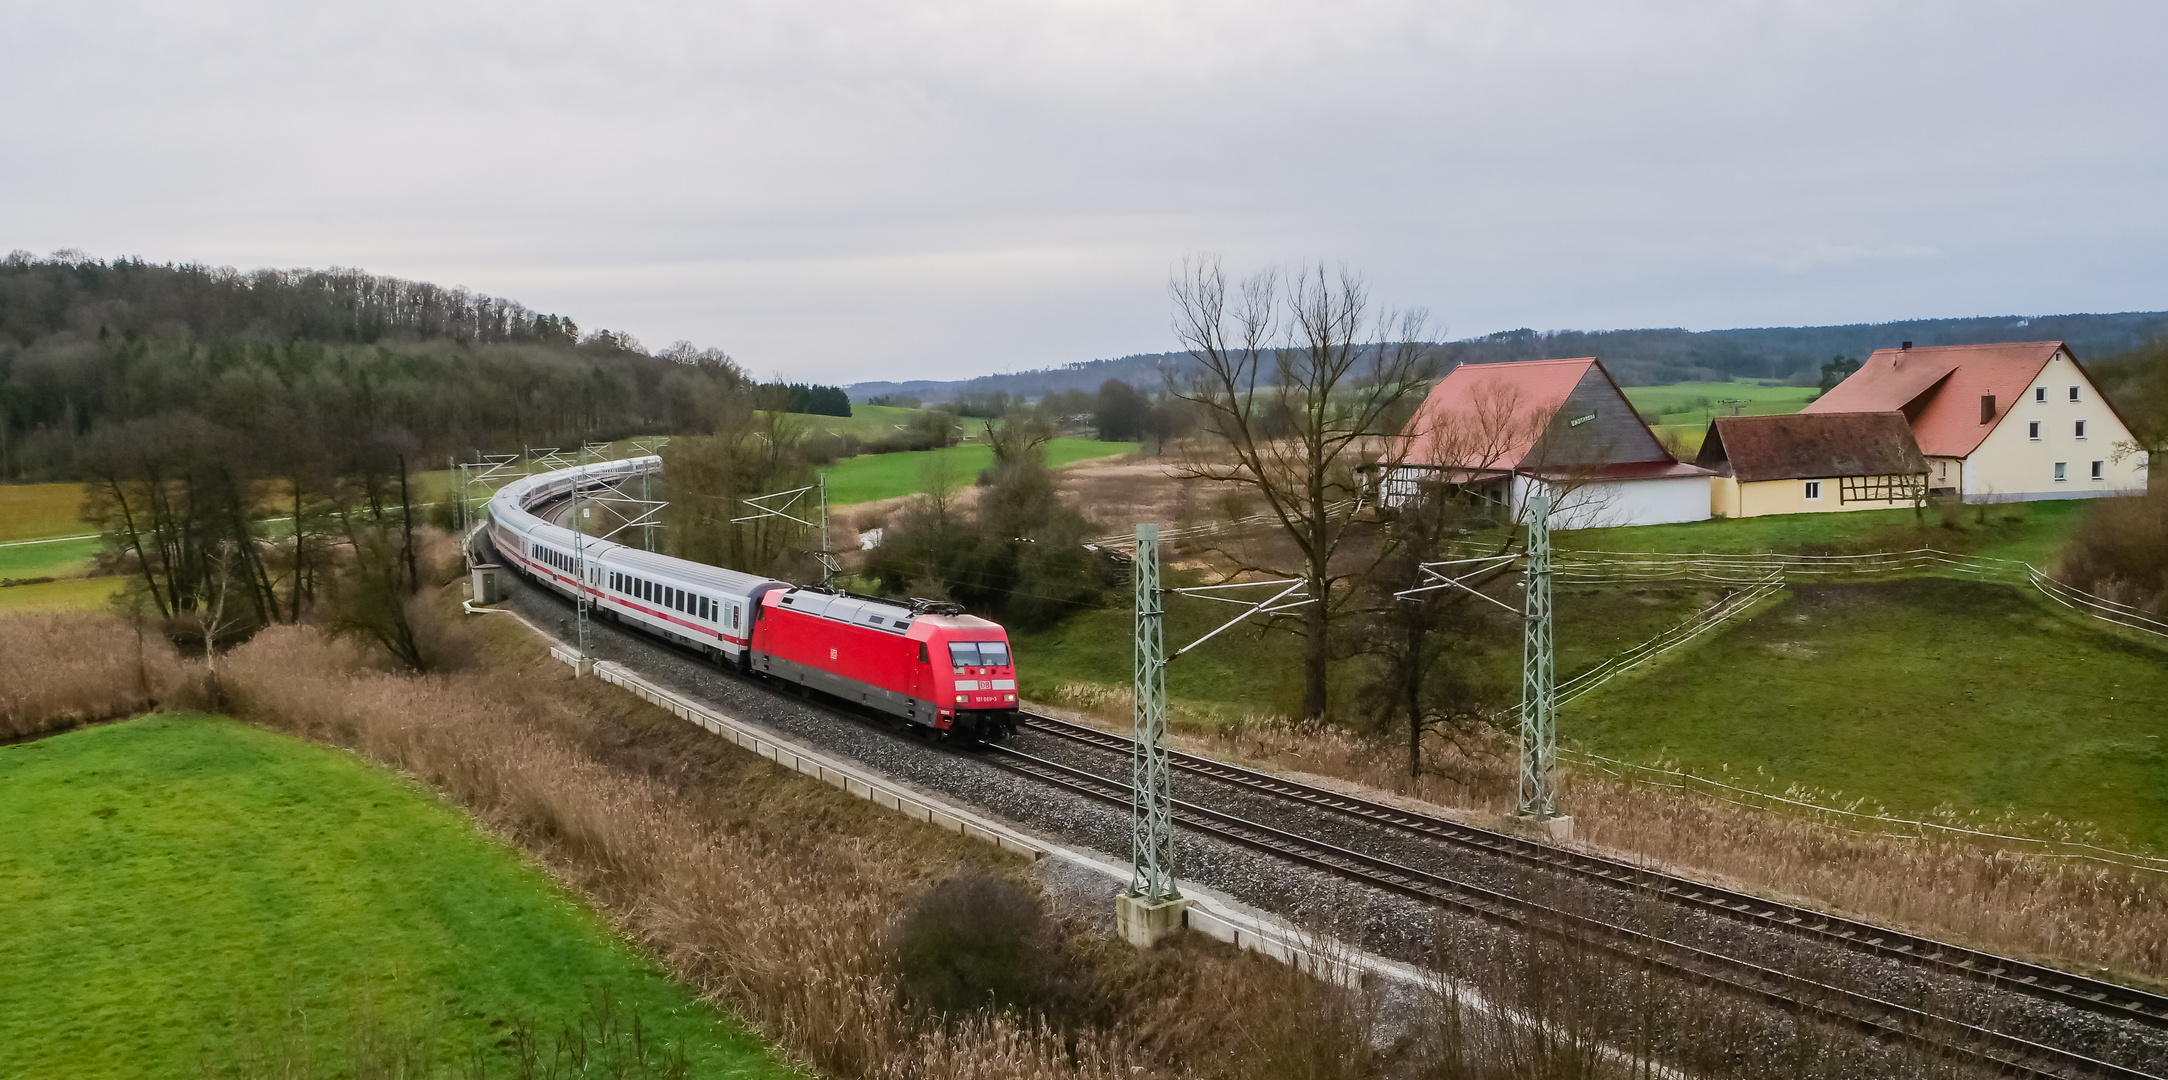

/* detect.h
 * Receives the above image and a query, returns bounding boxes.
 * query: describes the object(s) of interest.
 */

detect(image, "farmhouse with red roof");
[1385,357,1711,528]
[1801,341,2147,502]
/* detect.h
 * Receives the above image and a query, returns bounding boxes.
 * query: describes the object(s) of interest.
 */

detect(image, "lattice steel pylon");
[1129,523,1178,903]
[1518,493,1558,819]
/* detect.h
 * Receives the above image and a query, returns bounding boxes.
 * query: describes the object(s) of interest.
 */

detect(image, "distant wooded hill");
[851,310,2168,401]
[0,253,747,481]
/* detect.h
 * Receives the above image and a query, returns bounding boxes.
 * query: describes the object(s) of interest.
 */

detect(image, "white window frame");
[2091,460,2104,481]
[2053,462,2068,483]
[2028,421,2040,440]
[2074,419,2087,439]
[1804,480,1822,501]
[2034,386,2047,402]
[2069,386,2081,402]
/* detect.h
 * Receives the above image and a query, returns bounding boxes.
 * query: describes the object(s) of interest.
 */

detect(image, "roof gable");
[1696,411,1926,482]
[1800,341,2063,457]
[1399,357,1674,471]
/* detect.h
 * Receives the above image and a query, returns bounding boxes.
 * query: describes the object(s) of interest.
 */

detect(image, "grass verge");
[0,713,791,1079]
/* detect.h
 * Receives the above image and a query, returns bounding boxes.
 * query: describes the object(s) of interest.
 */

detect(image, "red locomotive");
[750,588,1020,740]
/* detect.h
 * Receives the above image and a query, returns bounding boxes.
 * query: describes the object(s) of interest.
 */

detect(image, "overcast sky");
[6,2,2165,384]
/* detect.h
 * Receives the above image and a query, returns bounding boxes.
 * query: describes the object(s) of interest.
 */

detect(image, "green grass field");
[1622,381,1818,457]
[1568,578,2168,851]
[0,535,100,580]
[0,715,790,1079]
[0,575,122,613]
[1013,578,1716,724]
[825,437,1136,507]
[784,404,938,441]
[1620,380,1818,420]
[0,482,92,542]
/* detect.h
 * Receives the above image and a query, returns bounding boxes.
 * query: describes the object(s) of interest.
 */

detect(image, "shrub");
[2057,492,2168,615]
[893,872,1069,1020]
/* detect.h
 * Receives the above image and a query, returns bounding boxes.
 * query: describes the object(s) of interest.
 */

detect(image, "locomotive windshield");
[947,641,1011,668]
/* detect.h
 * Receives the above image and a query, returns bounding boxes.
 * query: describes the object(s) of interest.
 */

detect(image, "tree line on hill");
[0,252,751,481]
[849,309,2168,400]
[754,381,850,416]
[0,252,754,666]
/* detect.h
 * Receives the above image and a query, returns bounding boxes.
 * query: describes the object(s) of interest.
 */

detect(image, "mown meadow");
[0,714,790,1079]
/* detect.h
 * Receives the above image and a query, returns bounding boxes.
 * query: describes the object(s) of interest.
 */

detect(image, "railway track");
[1017,711,2168,1031]
[1004,714,2166,1080]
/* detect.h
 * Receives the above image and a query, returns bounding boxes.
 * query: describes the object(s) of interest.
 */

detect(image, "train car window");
[947,642,981,668]
[978,641,1011,667]
[918,643,929,663]
[732,605,741,629]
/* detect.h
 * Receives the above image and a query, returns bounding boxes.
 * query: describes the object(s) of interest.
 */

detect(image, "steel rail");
[983,743,2155,1080]
[1017,711,2168,1032]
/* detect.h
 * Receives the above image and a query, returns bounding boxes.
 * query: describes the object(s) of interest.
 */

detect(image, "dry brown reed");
[1037,687,2168,986]
[0,609,190,741]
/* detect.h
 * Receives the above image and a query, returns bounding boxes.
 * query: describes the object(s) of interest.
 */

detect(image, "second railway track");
[1005,712,2167,1079]
[1015,711,2168,1030]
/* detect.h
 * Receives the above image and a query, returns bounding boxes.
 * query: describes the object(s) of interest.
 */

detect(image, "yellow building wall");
[1926,456,1962,492]
[1964,350,2148,500]
[1713,476,1918,518]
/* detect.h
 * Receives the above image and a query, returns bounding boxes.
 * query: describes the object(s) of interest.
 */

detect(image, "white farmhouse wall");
[1512,475,1711,530]
[1963,352,2147,502]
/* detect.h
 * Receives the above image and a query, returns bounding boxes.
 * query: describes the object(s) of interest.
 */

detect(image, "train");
[484,456,1021,739]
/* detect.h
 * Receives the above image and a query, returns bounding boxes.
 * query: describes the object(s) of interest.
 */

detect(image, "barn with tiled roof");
[1386,356,1710,528]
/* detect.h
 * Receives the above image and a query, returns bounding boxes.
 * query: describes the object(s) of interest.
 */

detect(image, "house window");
[2054,462,2068,483]
[2069,386,2081,402]
[1804,480,1822,501]
[2091,461,2104,481]
[2075,420,2087,439]
[2028,421,2040,440]
[2035,387,2047,402]
[1937,462,1948,482]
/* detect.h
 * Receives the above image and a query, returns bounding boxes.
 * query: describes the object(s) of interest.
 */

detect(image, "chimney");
[1980,393,1995,425]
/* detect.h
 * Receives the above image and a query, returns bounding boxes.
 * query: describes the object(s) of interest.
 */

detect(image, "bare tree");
[1169,256,1439,720]
[191,539,251,709]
